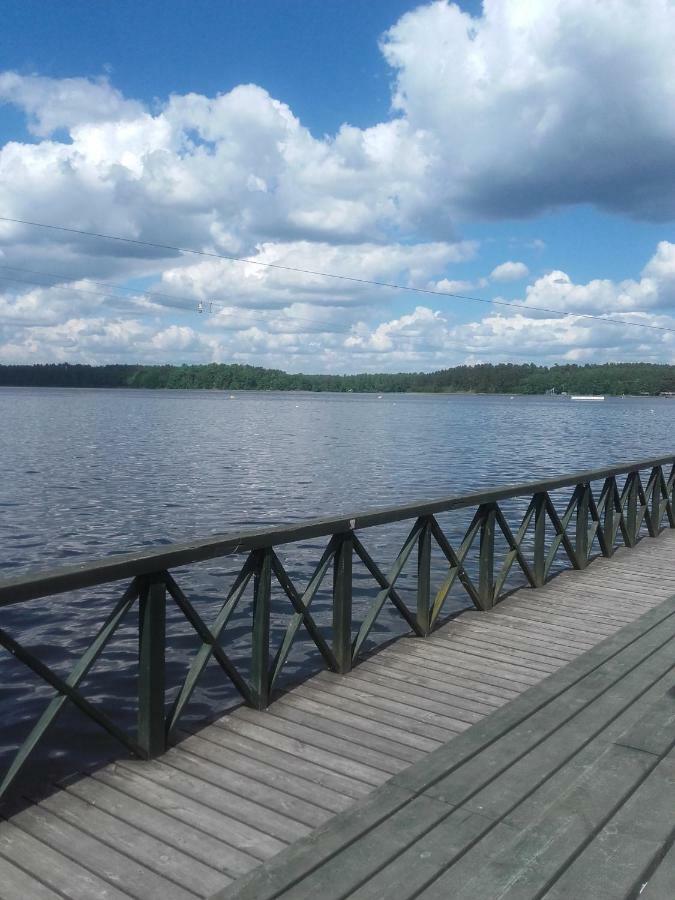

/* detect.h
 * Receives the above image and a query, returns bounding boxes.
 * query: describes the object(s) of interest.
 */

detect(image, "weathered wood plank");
[240,699,427,766]
[115,759,312,842]
[0,818,133,900]
[347,666,675,900]
[177,724,373,799]
[93,766,287,860]
[0,855,64,900]
[287,683,463,741]
[162,748,332,827]
[637,841,675,900]
[312,671,485,725]
[218,714,396,783]
[357,655,519,702]
[215,595,675,900]
[540,749,675,900]
[32,787,225,898]
[63,774,255,878]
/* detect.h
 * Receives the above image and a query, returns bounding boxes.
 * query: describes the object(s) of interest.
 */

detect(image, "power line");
[0,214,673,334]
[0,268,349,332]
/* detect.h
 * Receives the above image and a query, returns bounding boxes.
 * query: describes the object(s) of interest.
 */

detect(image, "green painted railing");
[0,455,673,802]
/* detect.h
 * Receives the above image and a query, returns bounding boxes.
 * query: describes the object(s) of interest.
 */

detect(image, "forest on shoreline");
[1,361,675,396]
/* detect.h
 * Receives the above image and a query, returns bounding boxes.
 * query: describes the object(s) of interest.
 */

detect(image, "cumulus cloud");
[382,0,675,221]
[0,72,143,137]
[490,261,529,282]
[1,241,674,371]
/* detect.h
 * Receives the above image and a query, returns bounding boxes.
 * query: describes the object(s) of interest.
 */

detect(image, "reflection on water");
[1,387,673,787]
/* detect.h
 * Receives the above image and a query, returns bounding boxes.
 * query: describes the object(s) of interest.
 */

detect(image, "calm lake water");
[1,387,674,789]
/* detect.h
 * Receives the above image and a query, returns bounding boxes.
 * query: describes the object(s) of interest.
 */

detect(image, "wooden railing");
[0,455,673,801]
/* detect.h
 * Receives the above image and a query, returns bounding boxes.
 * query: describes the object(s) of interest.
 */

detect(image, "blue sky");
[0,0,674,371]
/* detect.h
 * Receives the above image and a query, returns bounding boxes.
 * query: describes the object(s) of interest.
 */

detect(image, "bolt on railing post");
[575,483,590,567]
[477,504,496,610]
[332,532,353,673]
[417,517,432,635]
[533,493,547,587]
[626,472,639,547]
[138,575,166,758]
[251,548,272,710]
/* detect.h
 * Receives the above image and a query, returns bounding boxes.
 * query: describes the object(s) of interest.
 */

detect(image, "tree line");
[1,361,674,395]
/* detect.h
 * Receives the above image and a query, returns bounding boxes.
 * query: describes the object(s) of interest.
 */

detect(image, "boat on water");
[570,395,605,401]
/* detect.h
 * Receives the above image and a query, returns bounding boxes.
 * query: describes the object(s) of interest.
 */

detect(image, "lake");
[1,387,673,784]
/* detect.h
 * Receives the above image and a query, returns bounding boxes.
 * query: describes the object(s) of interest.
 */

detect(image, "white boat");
[570,395,605,401]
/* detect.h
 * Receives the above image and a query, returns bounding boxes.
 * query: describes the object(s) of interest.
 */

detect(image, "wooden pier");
[0,457,673,898]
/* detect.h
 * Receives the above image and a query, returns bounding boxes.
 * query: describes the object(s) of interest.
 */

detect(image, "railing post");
[477,504,496,610]
[533,493,547,587]
[649,466,661,537]
[626,472,639,547]
[417,517,432,635]
[602,477,615,557]
[138,575,166,758]
[575,483,590,567]
[251,548,272,710]
[332,532,353,673]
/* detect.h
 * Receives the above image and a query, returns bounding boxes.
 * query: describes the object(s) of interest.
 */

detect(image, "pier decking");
[1,528,674,899]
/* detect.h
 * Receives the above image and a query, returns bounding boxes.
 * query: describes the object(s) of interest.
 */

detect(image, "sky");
[0,0,674,373]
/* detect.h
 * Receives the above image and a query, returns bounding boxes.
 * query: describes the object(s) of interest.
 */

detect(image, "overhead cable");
[0,215,673,334]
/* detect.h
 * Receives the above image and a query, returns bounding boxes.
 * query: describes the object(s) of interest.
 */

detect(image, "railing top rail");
[1,454,673,607]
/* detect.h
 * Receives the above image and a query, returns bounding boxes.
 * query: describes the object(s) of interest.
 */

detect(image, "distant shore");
[1,361,674,397]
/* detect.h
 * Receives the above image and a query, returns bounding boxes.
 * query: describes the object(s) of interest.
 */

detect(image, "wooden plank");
[447,617,582,658]
[337,666,501,716]
[638,841,675,899]
[325,638,675,900]
[443,622,578,661]
[115,759,312,842]
[382,643,543,687]
[177,724,373,800]
[427,635,560,673]
[453,611,596,651]
[31,787,225,898]
[422,626,675,808]
[312,671,485,725]
[255,701,428,766]
[215,596,675,900]
[0,818,132,900]
[358,655,518,703]
[436,623,578,660]
[63,774,257,878]
[171,733,354,811]
[162,748,332,827]
[541,749,675,900]
[478,611,598,645]
[490,605,615,637]
[0,856,63,900]
[5,804,190,900]
[288,683,464,740]
[369,627,675,899]
[93,766,287,861]
[346,666,675,900]
[217,714,395,783]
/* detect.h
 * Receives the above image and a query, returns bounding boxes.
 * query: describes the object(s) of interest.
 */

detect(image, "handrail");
[1,453,673,606]
[0,453,674,803]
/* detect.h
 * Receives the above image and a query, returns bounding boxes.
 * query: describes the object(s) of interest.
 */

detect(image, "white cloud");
[1,242,674,370]
[382,0,675,221]
[490,261,529,282]
[0,72,143,137]
[1,1,675,369]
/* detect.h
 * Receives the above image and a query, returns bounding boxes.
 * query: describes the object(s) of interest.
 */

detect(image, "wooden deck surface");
[1,529,674,899]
